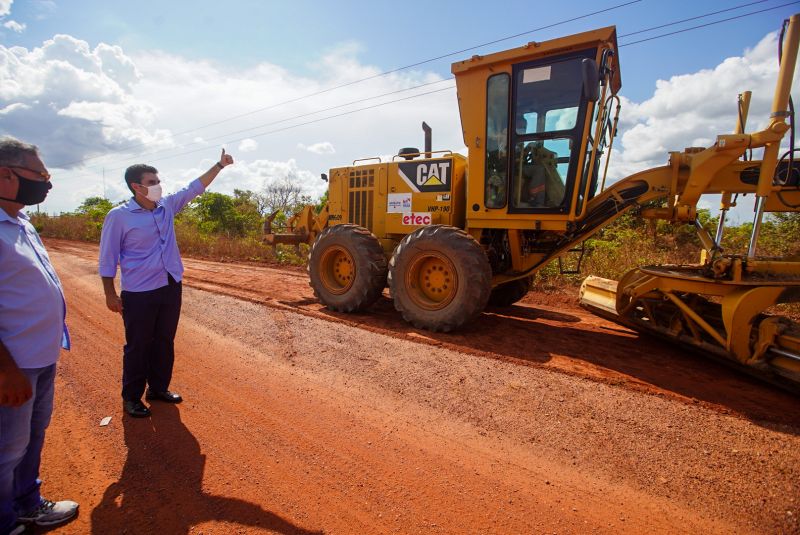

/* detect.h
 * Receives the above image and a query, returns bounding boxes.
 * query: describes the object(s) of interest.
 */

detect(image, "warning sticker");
[522,66,551,83]
[388,193,412,213]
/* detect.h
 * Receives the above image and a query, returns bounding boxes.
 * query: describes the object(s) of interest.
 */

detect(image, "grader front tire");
[308,224,387,312]
[388,225,492,332]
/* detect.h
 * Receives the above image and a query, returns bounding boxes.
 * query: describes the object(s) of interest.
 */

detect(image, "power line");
[58,0,795,182]
[619,0,771,38]
[52,0,642,169]
[58,86,456,182]
[620,1,800,47]
[75,78,455,171]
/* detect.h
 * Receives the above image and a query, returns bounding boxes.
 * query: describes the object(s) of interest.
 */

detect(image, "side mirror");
[320,173,328,182]
[582,58,600,103]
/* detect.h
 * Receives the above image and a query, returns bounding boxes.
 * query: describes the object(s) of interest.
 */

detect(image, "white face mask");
[143,183,162,202]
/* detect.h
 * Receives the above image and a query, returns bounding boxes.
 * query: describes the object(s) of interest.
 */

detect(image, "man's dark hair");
[124,164,158,194]
[0,136,39,167]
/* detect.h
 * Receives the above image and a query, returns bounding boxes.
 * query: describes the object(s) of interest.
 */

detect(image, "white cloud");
[3,20,25,33]
[238,138,258,152]
[1,33,443,212]
[53,43,457,208]
[608,31,798,182]
[298,141,335,154]
[0,0,12,17]
[0,34,170,167]
[174,156,328,201]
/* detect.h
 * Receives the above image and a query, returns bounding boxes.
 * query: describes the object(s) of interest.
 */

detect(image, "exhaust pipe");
[422,121,432,158]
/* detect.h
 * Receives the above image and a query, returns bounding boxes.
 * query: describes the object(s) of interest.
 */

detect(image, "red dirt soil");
[34,239,800,534]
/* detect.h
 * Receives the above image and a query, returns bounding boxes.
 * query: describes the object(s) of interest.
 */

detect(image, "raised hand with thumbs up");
[218,148,234,168]
[201,147,234,188]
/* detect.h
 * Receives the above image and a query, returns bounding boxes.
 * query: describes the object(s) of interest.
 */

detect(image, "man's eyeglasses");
[5,166,51,180]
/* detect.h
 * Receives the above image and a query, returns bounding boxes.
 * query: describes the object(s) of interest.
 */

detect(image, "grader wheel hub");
[406,252,458,310]
[320,246,355,295]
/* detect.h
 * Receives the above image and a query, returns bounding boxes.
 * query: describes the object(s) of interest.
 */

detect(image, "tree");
[75,196,114,222]
[186,190,264,237]
[232,189,264,233]
[260,177,306,216]
[191,192,239,236]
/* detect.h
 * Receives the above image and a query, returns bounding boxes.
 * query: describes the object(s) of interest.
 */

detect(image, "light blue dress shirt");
[98,178,205,292]
[0,209,70,369]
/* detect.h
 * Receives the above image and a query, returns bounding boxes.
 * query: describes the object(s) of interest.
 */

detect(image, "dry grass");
[30,213,103,242]
[32,213,308,266]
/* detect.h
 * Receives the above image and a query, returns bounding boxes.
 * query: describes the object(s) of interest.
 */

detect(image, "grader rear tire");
[388,225,491,332]
[488,277,532,307]
[308,224,387,312]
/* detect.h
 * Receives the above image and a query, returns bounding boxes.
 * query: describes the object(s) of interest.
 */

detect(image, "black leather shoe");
[145,390,183,403]
[123,399,151,418]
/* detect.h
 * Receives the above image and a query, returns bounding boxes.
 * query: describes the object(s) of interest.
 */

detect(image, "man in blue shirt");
[99,150,234,418]
[0,137,79,534]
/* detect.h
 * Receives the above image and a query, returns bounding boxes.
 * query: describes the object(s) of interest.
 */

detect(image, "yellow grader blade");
[578,276,619,321]
[580,266,800,392]
[263,205,329,247]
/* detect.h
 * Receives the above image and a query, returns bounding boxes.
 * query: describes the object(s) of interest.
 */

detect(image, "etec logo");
[398,159,451,193]
[401,212,432,226]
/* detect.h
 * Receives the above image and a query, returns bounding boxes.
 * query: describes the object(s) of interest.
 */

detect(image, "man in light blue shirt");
[99,149,233,418]
[0,137,79,534]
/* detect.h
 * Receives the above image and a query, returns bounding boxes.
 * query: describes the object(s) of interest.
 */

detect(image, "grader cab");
[268,16,800,389]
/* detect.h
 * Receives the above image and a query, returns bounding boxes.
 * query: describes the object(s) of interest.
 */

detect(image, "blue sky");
[6,0,796,102]
[1,0,799,222]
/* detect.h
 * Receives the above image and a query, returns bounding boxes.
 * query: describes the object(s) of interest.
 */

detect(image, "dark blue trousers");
[0,365,55,532]
[120,276,182,401]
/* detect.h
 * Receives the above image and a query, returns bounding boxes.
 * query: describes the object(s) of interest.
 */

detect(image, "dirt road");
[36,239,799,534]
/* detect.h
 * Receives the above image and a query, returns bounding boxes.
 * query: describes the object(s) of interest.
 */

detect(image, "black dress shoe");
[145,390,183,403]
[123,399,151,418]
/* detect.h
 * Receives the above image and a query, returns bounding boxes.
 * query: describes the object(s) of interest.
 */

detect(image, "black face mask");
[0,172,52,205]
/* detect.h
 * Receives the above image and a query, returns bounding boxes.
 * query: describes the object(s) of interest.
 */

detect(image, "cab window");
[485,73,510,209]
[509,53,591,212]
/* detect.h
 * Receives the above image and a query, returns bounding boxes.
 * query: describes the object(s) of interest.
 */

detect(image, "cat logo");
[397,159,451,193]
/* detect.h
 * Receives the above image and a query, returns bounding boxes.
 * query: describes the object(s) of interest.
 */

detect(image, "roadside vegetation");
[535,208,799,291]
[33,180,320,265]
[32,189,799,290]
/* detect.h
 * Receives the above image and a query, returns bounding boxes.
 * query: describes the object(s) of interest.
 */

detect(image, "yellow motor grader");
[268,16,800,389]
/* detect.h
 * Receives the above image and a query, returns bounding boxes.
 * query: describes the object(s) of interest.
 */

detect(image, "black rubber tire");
[488,277,532,307]
[388,225,492,332]
[308,224,387,312]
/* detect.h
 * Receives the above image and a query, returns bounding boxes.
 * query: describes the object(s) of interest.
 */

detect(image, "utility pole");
[102,167,107,199]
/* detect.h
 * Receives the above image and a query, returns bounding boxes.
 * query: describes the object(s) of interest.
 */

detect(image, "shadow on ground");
[91,405,322,534]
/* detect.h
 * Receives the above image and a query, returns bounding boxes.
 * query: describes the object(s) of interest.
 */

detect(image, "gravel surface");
[38,240,800,534]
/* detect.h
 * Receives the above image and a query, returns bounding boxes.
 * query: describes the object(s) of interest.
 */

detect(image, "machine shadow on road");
[90,404,322,535]
[310,296,800,430]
